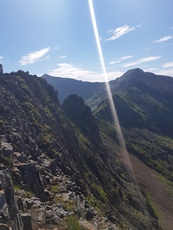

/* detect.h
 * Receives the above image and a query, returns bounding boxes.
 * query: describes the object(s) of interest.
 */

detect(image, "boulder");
[17,163,45,196]
[41,189,52,202]
[45,209,54,219]
[30,208,46,225]
[24,198,34,210]
[85,208,96,221]
[52,216,61,224]
[1,142,13,159]
[14,152,27,163]
[55,207,68,218]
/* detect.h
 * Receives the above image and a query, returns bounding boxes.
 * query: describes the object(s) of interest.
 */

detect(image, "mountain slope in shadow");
[93,68,173,229]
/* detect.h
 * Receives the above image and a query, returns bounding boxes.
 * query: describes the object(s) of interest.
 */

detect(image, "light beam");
[88,0,133,171]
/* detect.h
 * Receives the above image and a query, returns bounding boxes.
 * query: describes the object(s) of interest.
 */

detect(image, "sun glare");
[88,0,133,172]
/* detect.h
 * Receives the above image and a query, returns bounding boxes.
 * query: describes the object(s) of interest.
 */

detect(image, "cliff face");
[0,71,161,229]
[62,94,101,146]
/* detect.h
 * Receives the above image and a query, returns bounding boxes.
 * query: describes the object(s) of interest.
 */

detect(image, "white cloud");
[144,68,159,72]
[48,63,123,82]
[109,60,120,65]
[106,25,140,41]
[163,61,173,68]
[0,56,4,63]
[156,69,173,77]
[59,55,67,59]
[122,56,161,67]
[19,47,50,65]
[154,35,172,43]
[121,55,133,60]
[109,55,133,65]
[54,45,61,50]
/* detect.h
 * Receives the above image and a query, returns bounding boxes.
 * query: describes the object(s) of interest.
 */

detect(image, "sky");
[1,0,173,82]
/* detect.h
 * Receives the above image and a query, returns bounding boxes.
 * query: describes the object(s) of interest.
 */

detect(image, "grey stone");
[14,152,27,163]
[45,210,53,219]
[85,209,96,220]
[52,216,61,224]
[0,191,6,209]
[0,142,13,166]
[1,142,13,158]
[15,196,24,212]
[24,198,34,210]
[30,208,46,225]
[17,163,45,196]
[55,207,68,218]
[0,169,24,229]
[22,213,32,230]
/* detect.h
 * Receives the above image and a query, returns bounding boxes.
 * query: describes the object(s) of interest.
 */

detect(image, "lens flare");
[88,0,133,171]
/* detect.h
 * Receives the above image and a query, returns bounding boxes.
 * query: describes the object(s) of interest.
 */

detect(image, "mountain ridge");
[42,68,173,111]
[0,70,161,229]
[111,68,173,93]
[42,74,103,104]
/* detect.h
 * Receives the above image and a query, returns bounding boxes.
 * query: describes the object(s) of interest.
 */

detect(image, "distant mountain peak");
[120,68,145,81]
[125,68,144,75]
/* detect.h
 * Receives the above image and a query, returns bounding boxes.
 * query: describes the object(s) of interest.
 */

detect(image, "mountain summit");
[110,68,173,94]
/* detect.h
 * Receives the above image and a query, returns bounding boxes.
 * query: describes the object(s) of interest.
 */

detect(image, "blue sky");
[1,0,173,82]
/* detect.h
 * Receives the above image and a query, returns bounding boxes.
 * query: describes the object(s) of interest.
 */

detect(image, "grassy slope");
[130,154,173,230]
[94,87,173,181]
[94,87,173,229]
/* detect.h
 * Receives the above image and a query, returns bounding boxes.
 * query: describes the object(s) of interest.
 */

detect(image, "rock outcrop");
[0,169,23,230]
[62,94,101,145]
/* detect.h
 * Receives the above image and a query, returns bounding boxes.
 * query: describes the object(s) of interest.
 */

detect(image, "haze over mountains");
[0,68,173,229]
[42,74,103,105]
[42,68,173,107]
